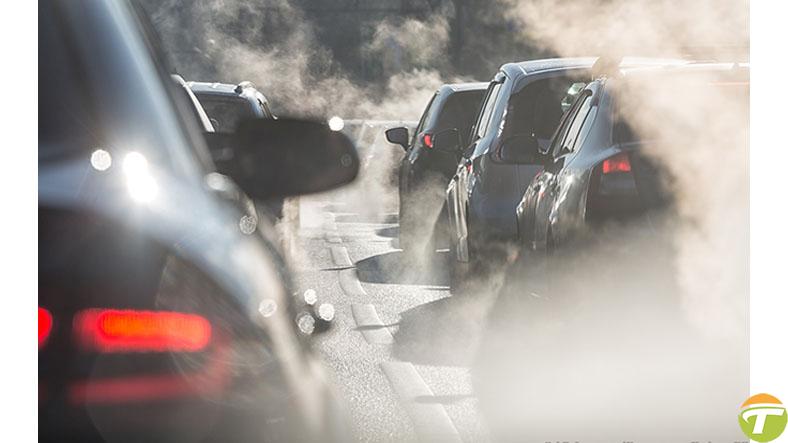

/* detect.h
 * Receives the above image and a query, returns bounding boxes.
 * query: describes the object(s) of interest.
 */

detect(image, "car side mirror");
[385,127,409,150]
[432,128,461,153]
[204,117,359,200]
[495,134,540,164]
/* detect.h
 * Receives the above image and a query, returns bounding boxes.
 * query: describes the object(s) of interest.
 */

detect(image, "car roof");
[187,81,239,95]
[443,82,488,92]
[187,81,270,103]
[500,57,688,80]
[501,57,597,78]
[618,61,748,77]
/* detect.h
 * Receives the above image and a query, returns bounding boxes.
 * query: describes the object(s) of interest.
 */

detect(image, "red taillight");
[39,307,53,349]
[74,309,211,353]
[602,152,632,174]
[422,133,433,149]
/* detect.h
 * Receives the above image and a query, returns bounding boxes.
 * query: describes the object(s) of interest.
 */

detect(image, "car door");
[451,78,504,260]
[481,75,581,240]
[551,86,600,245]
[532,87,595,250]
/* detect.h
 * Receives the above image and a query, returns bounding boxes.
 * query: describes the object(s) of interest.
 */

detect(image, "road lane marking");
[330,245,353,267]
[339,269,367,297]
[380,361,462,443]
[351,304,394,344]
[325,233,342,243]
[328,213,395,344]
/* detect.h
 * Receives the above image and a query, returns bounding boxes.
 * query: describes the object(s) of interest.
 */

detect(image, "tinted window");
[561,94,594,152]
[412,93,437,143]
[475,81,503,139]
[196,94,256,133]
[502,77,577,141]
[561,82,587,112]
[433,90,485,147]
[173,82,212,132]
[549,89,590,156]
[552,90,592,155]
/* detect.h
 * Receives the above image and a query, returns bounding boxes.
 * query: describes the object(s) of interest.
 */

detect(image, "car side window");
[502,77,573,141]
[570,106,597,153]
[412,93,437,144]
[475,81,503,139]
[552,90,593,157]
[548,89,588,157]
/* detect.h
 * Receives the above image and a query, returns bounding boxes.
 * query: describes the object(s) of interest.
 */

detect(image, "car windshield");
[434,90,485,146]
[195,94,257,133]
[503,77,576,140]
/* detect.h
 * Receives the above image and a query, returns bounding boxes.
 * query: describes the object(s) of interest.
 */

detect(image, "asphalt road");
[285,126,750,443]
[290,188,493,443]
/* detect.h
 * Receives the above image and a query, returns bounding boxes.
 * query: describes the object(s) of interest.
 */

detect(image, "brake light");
[39,307,53,349]
[74,309,211,353]
[602,152,632,174]
[422,133,433,149]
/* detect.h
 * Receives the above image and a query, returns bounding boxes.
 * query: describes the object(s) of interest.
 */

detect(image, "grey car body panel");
[446,59,594,262]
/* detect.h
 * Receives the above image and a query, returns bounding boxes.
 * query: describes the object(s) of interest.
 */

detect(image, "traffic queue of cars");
[39,0,353,441]
[388,57,749,292]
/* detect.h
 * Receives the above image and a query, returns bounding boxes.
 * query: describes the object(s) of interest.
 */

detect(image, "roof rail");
[680,45,749,63]
[234,81,256,94]
[590,55,623,80]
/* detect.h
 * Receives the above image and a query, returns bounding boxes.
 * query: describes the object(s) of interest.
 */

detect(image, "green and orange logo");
[739,393,787,442]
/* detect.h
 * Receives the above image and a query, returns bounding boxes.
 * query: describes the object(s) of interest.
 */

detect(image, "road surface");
[291,187,493,442]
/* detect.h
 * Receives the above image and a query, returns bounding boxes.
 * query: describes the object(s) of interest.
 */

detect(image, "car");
[188,80,276,132]
[385,82,487,254]
[173,74,319,317]
[172,74,217,133]
[188,81,289,219]
[473,60,749,441]
[38,0,357,441]
[443,58,593,289]
[513,60,749,257]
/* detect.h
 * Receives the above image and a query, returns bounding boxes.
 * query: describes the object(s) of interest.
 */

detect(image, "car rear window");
[433,90,485,147]
[195,94,256,133]
[503,77,577,141]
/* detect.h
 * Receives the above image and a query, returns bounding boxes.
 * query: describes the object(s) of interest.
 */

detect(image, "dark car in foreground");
[39,0,356,441]
[385,82,486,253]
[514,61,749,256]
[443,58,593,289]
